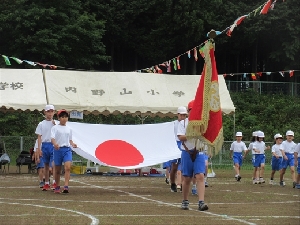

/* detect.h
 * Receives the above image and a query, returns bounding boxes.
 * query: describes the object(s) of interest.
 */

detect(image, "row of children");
[34,104,77,193]
[231,130,300,188]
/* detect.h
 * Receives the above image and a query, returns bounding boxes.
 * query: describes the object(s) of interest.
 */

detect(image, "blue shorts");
[177,163,182,171]
[282,153,295,169]
[253,154,265,167]
[163,161,171,169]
[271,156,283,171]
[181,150,205,177]
[233,152,243,166]
[53,147,72,166]
[297,158,300,174]
[42,142,54,164]
[36,157,44,169]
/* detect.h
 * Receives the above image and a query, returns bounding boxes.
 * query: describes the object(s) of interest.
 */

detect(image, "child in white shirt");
[51,110,77,193]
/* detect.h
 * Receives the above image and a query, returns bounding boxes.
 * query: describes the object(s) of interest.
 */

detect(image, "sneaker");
[205,181,209,187]
[260,178,265,183]
[252,179,257,184]
[237,175,241,182]
[177,184,181,189]
[198,202,209,211]
[293,181,297,188]
[39,182,45,188]
[181,200,189,210]
[165,178,170,185]
[54,186,61,194]
[42,184,50,191]
[51,183,57,190]
[62,188,69,194]
[191,187,197,195]
[280,181,286,187]
[170,184,177,192]
[269,180,274,185]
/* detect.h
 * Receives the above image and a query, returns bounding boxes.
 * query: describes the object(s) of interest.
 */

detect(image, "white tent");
[44,70,235,116]
[0,69,46,111]
[0,69,235,115]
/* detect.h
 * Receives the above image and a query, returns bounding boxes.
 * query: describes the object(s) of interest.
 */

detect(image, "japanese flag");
[67,121,181,169]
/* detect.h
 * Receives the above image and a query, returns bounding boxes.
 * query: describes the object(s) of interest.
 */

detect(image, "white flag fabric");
[67,121,181,169]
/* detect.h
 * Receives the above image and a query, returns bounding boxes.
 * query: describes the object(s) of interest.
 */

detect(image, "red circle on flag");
[95,140,144,167]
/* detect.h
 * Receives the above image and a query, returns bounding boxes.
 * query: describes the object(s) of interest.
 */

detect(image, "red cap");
[188,100,194,110]
[57,109,68,116]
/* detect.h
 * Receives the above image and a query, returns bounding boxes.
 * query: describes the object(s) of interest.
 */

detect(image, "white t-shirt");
[271,144,283,157]
[281,140,296,154]
[294,143,300,158]
[177,118,196,151]
[174,120,180,141]
[248,142,255,155]
[230,141,247,153]
[51,125,72,147]
[253,141,266,154]
[35,120,56,142]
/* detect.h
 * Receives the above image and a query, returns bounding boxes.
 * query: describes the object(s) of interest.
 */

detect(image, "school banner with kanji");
[186,41,224,154]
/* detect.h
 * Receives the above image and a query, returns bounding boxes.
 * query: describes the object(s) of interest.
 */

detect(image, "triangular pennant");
[10,57,23,64]
[187,50,191,58]
[257,72,262,77]
[279,71,284,77]
[193,48,198,61]
[289,70,294,77]
[24,60,36,66]
[260,0,273,14]
[251,73,257,80]
[172,59,177,70]
[155,65,162,74]
[226,15,248,37]
[243,73,247,79]
[2,55,11,66]
[270,0,277,10]
[176,56,181,70]
[223,74,227,78]
[167,60,171,73]
[266,72,271,75]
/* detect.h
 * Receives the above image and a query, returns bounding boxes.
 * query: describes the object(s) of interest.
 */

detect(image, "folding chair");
[16,151,33,174]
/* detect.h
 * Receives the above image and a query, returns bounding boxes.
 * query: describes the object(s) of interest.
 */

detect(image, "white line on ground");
[71,180,257,225]
[220,189,299,197]
[0,197,298,205]
[0,201,99,225]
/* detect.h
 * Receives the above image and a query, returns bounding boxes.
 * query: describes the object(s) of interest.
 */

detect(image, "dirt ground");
[0,169,299,225]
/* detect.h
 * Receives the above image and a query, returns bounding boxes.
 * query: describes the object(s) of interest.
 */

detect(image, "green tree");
[0,0,108,69]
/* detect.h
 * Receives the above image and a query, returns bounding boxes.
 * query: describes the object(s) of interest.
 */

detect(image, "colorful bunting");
[167,60,171,73]
[289,70,294,77]
[226,15,248,37]
[251,73,257,80]
[279,71,284,77]
[257,72,263,77]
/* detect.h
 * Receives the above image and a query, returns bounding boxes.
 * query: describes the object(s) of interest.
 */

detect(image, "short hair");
[57,110,69,118]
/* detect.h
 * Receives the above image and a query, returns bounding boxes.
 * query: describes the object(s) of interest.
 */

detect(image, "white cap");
[274,134,283,139]
[252,131,258,136]
[44,105,55,111]
[257,131,265,138]
[236,132,242,137]
[177,106,188,114]
[286,130,294,136]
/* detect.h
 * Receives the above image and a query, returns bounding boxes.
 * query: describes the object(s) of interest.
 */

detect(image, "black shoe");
[170,184,177,192]
[165,178,169,185]
[237,175,241,181]
[199,203,208,211]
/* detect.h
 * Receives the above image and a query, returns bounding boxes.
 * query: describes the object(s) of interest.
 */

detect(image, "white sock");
[192,184,196,189]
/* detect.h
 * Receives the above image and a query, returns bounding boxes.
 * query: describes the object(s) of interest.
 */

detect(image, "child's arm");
[230,149,233,159]
[37,135,42,157]
[51,138,59,150]
[70,140,77,148]
[265,145,270,150]
[294,152,298,167]
[272,151,278,158]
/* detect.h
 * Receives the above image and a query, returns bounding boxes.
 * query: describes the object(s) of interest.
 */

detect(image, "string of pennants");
[136,0,286,74]
[221,69,298,80]
[0,0,288,74]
